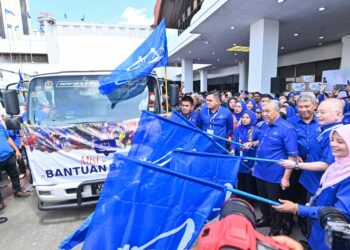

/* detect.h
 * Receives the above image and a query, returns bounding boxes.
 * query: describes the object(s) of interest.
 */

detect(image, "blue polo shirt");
[287,115,319,161]
[0,124,14,162]
[253,117,298,183]
[180,111,198,127]
[7,129,21,148]
[197,106,233,150]
[299,122,343,195]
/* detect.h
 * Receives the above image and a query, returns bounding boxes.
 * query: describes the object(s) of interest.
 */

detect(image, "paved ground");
[0,174,306,250]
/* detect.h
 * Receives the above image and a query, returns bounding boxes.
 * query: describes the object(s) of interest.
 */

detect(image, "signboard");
[22,119,138,186]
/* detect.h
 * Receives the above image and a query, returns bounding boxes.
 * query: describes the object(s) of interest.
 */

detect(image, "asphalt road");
[0,175,94,250]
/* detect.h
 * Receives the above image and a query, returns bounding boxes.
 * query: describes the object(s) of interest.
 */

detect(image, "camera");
[198,198,290,250]
[318,207,350,250]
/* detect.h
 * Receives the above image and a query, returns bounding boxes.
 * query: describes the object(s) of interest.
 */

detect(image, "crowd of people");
[174,86,350,250]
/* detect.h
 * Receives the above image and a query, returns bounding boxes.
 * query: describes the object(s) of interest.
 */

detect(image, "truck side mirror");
[3,89,20,115]
[168,84,179,107]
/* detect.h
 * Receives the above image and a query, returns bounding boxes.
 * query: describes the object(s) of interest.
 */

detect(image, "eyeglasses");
[255,111,261,114]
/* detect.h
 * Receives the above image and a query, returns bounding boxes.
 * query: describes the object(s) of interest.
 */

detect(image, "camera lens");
[220,198,256,227]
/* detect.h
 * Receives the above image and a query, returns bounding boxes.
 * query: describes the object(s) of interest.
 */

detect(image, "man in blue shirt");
[280,98,344,195]
[286,94,319,236]
[179,95,198,126]
[0,123,30,210]
[197,91,233,153]
[253,100,298,236]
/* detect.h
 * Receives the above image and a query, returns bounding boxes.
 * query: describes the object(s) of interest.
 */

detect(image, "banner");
[22,119,138,186]
[99,19,168,94]
[68,154,225,250]
[127,111,224,161]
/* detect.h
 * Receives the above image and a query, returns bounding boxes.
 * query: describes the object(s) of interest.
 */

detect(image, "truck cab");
[5,70,164,210]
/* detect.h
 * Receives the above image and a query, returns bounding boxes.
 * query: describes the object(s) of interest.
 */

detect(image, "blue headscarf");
[255,105,264,123]
[242,109,257,126]
[246,98,257,111]
[234,100,247,121]
[235,109,257,148]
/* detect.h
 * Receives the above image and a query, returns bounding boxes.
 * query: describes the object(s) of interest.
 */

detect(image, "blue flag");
[169,110,197,128]
[167,150,240,219]
[5,9,15,16]
[170,110,229,154]
[16,70,24,90]
[127,111,224,162]
[99,19,168,95]
[169,150,240,188]
[63,154,225,250]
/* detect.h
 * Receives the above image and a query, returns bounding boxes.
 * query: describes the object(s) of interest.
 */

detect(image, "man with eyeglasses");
[197,91,233,153]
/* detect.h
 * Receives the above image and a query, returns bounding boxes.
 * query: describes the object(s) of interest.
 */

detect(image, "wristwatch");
[294,161,300,170]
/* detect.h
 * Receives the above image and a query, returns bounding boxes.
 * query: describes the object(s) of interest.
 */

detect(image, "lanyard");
[208,107,220,129]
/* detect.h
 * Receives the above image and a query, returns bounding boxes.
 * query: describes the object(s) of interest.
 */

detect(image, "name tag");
[207,129,214,135]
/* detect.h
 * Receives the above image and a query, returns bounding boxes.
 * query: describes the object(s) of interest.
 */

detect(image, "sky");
[28,0,156,28]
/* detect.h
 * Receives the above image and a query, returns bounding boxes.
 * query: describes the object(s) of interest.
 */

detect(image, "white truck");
[3,70,177,210]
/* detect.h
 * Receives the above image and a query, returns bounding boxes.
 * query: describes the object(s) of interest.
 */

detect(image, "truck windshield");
[28,75,151,125]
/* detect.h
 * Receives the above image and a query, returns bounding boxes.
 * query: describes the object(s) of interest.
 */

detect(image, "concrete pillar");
[199,69,208,92]
[43,21,60,64]
[341,35,350,69]
[181,58,193,93]
[248,19,279,93]
[238,61,247,91]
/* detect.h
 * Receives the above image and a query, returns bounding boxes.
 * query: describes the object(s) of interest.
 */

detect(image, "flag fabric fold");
[127,111,225,161]
[98,19,168,95]
[68,154,225,250]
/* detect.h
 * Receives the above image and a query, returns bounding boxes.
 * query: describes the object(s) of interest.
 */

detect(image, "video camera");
[318,207,350,250]
[198,198,290,250]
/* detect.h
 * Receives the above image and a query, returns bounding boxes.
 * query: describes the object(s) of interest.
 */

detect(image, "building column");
[238,61,247,91]
[248,19,279,93]
[199,69,208,92]
[181,58,193,93]
[341,35,350,69]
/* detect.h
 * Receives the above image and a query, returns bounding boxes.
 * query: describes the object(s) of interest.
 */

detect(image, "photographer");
[273,124,350,250]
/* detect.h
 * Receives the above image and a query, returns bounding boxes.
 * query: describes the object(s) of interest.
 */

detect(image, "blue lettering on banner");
[45,165,108,178]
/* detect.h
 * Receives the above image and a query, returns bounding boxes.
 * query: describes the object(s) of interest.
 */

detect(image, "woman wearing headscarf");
[230,109,259,203]
[233,100,247,126]
[227,97,238,131]
[275,124,350,250]
[246,98,257,111]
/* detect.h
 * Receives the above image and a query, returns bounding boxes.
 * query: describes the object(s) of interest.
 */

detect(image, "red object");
[198,214,290,250]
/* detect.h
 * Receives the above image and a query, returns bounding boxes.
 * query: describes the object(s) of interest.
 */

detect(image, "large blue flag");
[66,154,225,250]
[170,111,229,154]
[127,111,224,161]
[169,150,240,188]
[99,19,168,94]
[167,150,240,219]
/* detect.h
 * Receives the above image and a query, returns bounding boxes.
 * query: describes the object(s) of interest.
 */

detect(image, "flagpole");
[164,67,169,114]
